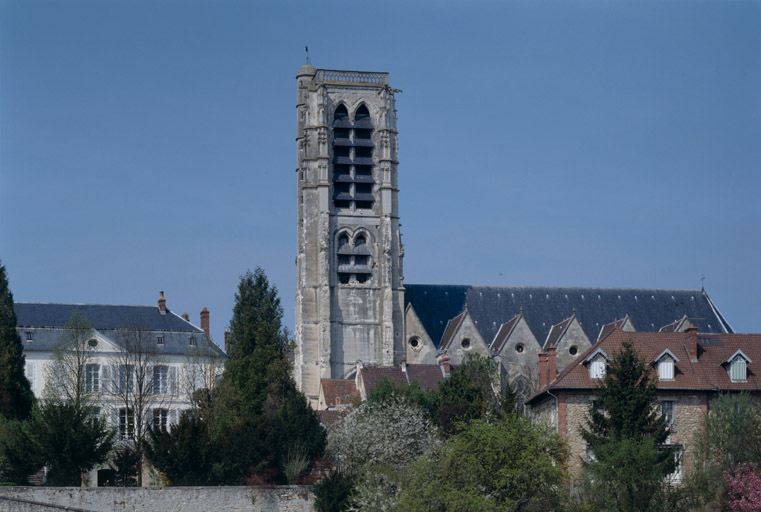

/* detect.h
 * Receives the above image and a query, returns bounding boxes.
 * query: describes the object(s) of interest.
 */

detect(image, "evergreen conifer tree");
[582,340,676,512]
[0,262,34,420]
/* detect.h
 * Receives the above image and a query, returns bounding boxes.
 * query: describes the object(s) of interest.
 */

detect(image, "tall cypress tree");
[220,267,288,415]
[0,262,34,420]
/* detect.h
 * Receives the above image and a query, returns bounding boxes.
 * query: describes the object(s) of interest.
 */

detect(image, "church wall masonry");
[295,67,404,404]
[294,66,735,406]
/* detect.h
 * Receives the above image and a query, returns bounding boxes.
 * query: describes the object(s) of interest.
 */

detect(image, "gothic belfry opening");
[294,65,405,404]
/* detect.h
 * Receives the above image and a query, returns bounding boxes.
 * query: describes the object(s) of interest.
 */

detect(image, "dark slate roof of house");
[15,303,225,357]
[404,285,733,348]
[15,303,200,332]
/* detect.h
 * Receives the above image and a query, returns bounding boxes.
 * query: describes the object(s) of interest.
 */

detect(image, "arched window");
[336,232,372,285]
[332,104,374,211]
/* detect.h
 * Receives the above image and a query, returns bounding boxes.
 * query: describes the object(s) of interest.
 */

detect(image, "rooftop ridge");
[405,283,708,293]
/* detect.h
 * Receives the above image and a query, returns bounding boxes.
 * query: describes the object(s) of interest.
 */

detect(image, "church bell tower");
[294,65,405,403]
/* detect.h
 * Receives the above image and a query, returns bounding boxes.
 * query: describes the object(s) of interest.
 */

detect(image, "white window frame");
[153,365,169,395]
[119,408,135,441]
[85,364,100,393]
[153,408,169,431]
[118,365,134,394]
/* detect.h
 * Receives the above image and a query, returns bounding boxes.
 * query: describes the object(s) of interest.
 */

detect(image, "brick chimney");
[547,346,557,383]
[224,328,231,354]
[200,307,210,339]
[539,352,548,389]
[158,291,166,315]
[685,324,699,362]
[437,353,451,378]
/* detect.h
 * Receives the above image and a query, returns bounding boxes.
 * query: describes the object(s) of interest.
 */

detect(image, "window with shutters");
[153,366,169,394]
[730,356,747,382]
[589,356,606,380]
[118,365,134,394]
[659,358,675,380]
[85,364,100,393]
[332,104,375,211]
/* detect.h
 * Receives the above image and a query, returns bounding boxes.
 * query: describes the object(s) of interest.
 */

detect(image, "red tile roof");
[360,364,448,395]
[527,330,761,404]
[320,379,360,407]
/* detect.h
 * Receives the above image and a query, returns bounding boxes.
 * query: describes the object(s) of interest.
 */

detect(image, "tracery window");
[332,104,375,211]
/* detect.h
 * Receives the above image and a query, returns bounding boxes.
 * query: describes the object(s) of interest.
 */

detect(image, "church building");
[293,65,734,406]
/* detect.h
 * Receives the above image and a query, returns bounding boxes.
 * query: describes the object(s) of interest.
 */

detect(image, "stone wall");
[559,391,709,487]
[0,486,314,512]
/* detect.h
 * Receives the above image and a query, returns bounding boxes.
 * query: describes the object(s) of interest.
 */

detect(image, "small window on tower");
[355,104,370,120]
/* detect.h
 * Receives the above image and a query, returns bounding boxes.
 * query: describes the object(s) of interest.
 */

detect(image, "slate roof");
[404,285,733,348]
[597,316,629,342]
[544,315,575,349]
[526,330,761,405]
[15,302,225,358]
[15,303,199,332]
[490,313,522,353]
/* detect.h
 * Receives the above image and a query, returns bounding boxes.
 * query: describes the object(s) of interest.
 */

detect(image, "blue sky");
[1,0,759,343]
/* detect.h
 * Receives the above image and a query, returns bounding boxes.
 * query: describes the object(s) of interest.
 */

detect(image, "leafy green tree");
[0,262,34,421]
[436,354,518,435]
[581,341,676,512]
[396,415,568,512]
[313,471,356,512]
[687,393,761,510]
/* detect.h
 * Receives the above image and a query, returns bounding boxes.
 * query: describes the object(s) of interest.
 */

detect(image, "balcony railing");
[315,69,388,86]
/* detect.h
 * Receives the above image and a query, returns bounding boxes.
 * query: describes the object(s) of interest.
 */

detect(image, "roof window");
[730,355,748,382]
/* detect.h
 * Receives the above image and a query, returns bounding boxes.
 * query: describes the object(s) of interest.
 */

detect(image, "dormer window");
[659,358,675,380]
[730,355,748,382]
[590,357,606,380]
[585,348,609,380]
[654,349,679,381]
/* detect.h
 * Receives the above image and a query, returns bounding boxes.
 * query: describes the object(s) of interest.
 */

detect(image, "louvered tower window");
[337,232,373,284]
[332,104,375,210]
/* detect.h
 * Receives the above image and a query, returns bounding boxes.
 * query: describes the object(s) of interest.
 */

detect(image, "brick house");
[526,327,761,485]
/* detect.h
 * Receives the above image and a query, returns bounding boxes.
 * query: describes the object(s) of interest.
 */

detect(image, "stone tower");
[294,65,405,403]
